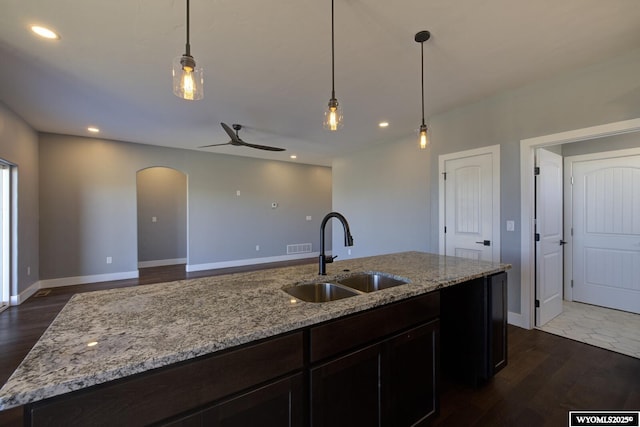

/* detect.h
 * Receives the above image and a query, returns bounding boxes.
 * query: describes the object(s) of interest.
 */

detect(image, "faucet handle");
[327,255,338,264]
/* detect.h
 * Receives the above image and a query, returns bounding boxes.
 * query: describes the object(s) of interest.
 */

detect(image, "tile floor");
[537,300,640,359]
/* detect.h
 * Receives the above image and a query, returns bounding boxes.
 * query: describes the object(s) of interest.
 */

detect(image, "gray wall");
[39,133,331,280]
[332,48,640,315]
[562,132,640,157]
[0,103,39,296]
[137,167,187,263]
[332,136,430,260]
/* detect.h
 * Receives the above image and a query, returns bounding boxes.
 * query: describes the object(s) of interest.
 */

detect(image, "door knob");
[475,240,491,246]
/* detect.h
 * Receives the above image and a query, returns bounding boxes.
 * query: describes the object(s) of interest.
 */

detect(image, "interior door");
[535,148,564,326]
[444,153,496,262]
[572,154,640,314]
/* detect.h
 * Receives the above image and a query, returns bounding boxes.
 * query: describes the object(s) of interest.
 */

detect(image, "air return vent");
[287,243,312,255]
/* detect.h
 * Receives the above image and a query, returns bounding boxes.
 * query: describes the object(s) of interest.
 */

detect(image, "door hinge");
[571,227,573,236]
[535,299,540,308]
[534,166,540,175]
[442,172,447,180]
[571,280,574,288]
[444,226,447,233]
[534,233,540,242]
[571,176,574,185]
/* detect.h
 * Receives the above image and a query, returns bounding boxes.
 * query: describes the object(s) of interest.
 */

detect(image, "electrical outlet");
[152,216,157,223]
[348,249,351,255]
[106,256,112,264]
[236,190,241,196]
[255,245,260,251]
[506,220,515,231]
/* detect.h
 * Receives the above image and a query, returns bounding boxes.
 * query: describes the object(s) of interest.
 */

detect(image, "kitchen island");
[0,251,510,426]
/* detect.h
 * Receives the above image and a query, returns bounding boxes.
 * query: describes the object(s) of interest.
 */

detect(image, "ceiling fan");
[200,123,285,152]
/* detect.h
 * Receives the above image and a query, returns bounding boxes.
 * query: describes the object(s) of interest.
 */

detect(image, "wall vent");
[287,243,312,255]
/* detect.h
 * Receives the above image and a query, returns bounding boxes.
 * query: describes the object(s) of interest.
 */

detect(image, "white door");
[535,149,564,326]
[572,154,640,314]
[442,151,499,262]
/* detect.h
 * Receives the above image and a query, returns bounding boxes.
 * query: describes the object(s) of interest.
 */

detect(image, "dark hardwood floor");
[1,261,639,426]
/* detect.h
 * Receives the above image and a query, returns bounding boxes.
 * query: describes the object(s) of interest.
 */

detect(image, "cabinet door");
[488,272,508,374]
[310,343,381,427]
[204,373,303,427]
[161,373,303,427]
[382,320,439,427]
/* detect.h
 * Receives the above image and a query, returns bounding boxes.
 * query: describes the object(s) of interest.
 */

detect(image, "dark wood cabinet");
[162,373,303,427]
[309,293,440,427]
[383,321,439,427]
[488,271,508,374]
[440,272,508,386]
[310,344,381,427]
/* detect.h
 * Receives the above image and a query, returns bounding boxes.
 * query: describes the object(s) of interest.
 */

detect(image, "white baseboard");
[138,258,187,269]
[11,280,41,305]
[186,252,319,273]
[508,311,528,329]
[39,270,139,289]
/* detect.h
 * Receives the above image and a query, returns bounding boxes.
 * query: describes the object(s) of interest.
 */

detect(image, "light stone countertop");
[0,251,510,410]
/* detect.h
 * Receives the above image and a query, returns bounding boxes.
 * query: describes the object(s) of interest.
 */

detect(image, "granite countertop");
[0,251,509,410]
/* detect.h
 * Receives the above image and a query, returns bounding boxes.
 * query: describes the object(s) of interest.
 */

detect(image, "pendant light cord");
[185,0,191,56]
[331,0,336,99]
[421,40,425,127]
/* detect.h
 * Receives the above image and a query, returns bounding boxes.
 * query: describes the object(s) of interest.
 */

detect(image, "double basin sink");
[284,273,408,303]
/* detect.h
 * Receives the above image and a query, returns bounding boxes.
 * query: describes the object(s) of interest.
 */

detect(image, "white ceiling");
[1,0,639,166]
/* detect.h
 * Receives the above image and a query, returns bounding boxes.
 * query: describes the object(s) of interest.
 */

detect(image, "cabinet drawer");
[310,292,440,363]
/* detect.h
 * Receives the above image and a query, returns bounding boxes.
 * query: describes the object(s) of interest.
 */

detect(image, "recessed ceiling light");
[30,25,60,40]
[290,155,297,159]
[87,127,100,133]
[379,122,389,128]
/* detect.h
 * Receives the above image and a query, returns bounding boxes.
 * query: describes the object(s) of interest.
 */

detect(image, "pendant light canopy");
[415,30,431,149]
[172,0,203,101]
[323,0,343,131]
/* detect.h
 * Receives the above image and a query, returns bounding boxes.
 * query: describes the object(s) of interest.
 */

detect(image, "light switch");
[152,216,157,223]
[306,216,312,221]
[506,220,515,231]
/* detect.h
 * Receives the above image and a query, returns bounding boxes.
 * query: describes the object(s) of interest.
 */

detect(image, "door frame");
[0,164,10,312]
[563,146,640,303]
[518,118,640,329]
[438,144,501,261]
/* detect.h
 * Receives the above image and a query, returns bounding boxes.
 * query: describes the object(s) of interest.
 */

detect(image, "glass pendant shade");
[419,124,429,149]
[323,98,343,131]
[172,55,204,101]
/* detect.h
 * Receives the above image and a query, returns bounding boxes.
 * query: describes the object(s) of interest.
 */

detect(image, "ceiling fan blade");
[238,141,286,151]
[221,122,242,143]
[199,142,231,148]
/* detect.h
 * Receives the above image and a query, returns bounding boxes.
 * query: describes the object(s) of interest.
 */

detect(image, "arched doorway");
[136,167,187,270]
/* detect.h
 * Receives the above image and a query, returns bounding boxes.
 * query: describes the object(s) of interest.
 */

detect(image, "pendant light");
[323,0,343,131]
[172,0,204,101]
[415,30,431,149]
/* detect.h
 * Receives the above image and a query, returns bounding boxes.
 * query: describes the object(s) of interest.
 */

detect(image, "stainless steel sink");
[336,273,408,293]
[284,283,361,303]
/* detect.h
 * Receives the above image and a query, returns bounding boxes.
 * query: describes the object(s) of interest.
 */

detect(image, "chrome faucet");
[319,212,354,275]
